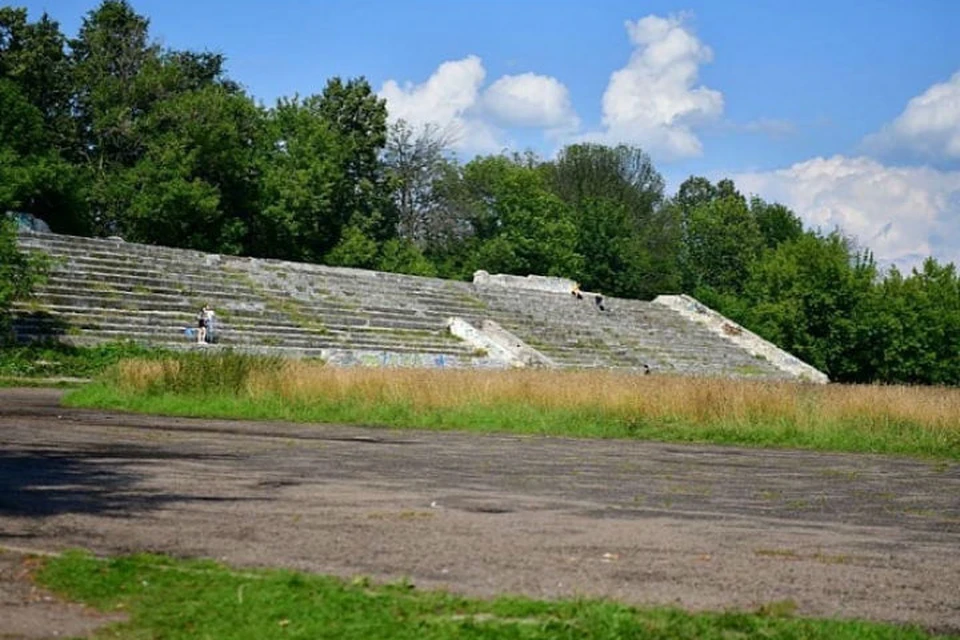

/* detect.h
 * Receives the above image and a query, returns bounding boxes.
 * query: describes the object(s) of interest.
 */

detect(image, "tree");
[675,175,717,212]
[383,119,454,247]
[545,144,678,297]
[315,77,392,247]
[0,77,84,232]
[255,96,342,262]
[680,192,763,296]
[455,154,583,278]
[121,86,262,254]
[857,260,960,385]
[0,9,85,232]
[547,143,664,218]
[750,196,803,250]
[738,231,876,379]
[0,7,73,148]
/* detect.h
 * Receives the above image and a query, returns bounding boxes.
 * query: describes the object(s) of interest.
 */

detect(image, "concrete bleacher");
[13,231,828,381]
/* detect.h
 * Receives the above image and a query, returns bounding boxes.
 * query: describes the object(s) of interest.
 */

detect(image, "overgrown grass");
[64,352,960,459]
[0,340,167,379]
[35,551,951,640]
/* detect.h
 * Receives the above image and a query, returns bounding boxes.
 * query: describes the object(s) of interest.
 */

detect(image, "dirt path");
[1,387,958,635]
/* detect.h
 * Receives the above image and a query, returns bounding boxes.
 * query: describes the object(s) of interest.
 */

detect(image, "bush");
[0,341,164,378]
[0,215,48,343]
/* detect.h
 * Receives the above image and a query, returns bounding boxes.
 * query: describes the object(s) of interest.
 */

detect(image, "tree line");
[2,1,958,385]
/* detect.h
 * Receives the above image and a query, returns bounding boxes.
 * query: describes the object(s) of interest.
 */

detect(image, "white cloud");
[586,14,723,159]
[863,71,960,162]
[379,57,578,153]
[481,73,579,133]
[379,55,502,153]
[736,156,960,270]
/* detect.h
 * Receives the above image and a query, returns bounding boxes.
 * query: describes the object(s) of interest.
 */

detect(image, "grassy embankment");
[35,551,952,640]
[0,341,165,387]
[64,352,960,459]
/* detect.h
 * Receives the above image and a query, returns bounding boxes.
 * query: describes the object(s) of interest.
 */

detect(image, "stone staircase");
[13,231,825,381]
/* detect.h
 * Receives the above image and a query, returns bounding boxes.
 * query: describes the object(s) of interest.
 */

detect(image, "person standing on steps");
[196,304,214,345]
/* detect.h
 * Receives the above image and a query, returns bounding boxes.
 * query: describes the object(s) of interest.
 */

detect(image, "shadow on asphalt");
[0,447,243,518]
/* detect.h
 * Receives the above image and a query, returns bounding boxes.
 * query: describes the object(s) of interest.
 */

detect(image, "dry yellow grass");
[116,357,960,434]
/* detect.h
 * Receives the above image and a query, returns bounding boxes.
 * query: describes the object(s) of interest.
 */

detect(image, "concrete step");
[16,231,809,379]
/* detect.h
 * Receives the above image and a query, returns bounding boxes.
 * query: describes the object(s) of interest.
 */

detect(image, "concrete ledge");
[447,317,554,368]
[473,270,576,295]
[320,347,502,369]
[653,294,829,383]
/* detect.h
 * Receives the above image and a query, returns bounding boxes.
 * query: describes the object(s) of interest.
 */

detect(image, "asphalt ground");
[1,387,958,635]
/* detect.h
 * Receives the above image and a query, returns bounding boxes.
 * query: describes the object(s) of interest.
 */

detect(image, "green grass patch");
[66,382,960,459]
[34,550,949,640]
[0,341,167,379]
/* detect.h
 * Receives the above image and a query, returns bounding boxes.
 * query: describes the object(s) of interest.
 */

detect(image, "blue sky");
[19,0,960,269]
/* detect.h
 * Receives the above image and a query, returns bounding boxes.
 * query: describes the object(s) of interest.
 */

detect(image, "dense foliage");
[2,2,958,384]
[0,215,46,341]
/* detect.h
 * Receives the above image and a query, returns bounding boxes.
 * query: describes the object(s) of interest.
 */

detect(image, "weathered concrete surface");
[15,231,810,379]
[1,388,958,634]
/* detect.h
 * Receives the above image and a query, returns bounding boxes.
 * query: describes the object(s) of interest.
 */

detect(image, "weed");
[819,468,862,481]
[754,549,800,559]
[755,489,783,502]
[755,599,798,618]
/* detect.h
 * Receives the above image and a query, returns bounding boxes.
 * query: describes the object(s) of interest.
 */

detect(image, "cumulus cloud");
[586,15,723,159]
[379,57,578,153]
[378,14,731,158]
[735,156,960,270]
[379,55,501,152]
[481,73,579,133]
[863,71,960,162]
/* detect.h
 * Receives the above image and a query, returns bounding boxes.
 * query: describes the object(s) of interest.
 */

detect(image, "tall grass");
[66,352,960,458]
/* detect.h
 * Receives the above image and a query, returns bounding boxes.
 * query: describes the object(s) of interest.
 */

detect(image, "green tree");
[0,9,85,232]
[675,175,717,212]
[0,7,73,148]
[316,77,392,247]
[750,196,803,250]
[739,231,876,379]
[546,144,678,297]
[0,78,84,231]
[858,260,960,385]
[680,190,763,296]
[68,1,250,241]
[255,96,342,262]
[120,86,262,253]
[455,154,582,278]
[376,238,437,276]
[0,215,47,342]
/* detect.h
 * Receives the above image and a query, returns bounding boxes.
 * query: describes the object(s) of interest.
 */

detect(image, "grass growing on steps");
[64,352,960,459]
[35,551,950,640]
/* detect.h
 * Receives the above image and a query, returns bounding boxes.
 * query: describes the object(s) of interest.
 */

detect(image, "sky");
[19,0,960,270]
